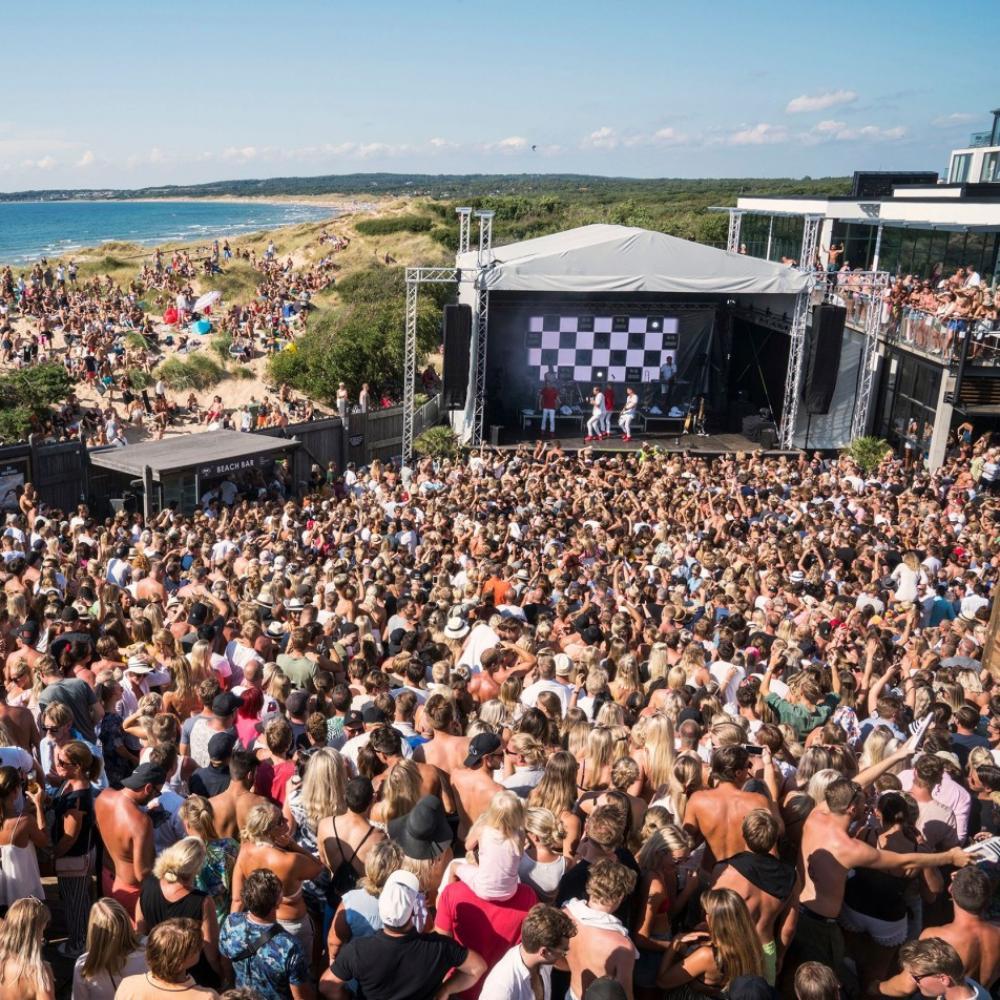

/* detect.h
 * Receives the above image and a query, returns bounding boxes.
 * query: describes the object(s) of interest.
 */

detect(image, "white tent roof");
[457,223,808,296]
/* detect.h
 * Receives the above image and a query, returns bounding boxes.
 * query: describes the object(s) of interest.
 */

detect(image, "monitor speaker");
[803,304,846,415]
[442,304,472,410]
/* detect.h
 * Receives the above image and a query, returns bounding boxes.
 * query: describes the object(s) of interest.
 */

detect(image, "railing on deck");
[836,292,1000,368]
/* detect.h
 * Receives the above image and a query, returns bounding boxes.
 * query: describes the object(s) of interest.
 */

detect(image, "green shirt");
[276,653,317,689]
[764,692,835,740]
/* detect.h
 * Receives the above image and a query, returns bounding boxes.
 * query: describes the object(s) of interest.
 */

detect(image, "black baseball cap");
[212,692,243,717]
[121,762,167,791]
[286,690,310,717]
[208,731,237,761]
[16,620,39,643]
[362,705,387,725]
[464,732,502,767]
[343,710,364,730]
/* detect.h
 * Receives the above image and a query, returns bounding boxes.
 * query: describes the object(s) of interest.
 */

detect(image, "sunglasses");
[43,725,63,733]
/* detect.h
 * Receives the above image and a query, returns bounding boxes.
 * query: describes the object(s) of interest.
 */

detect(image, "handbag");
[55,850,92,878]
[55,854,89,877]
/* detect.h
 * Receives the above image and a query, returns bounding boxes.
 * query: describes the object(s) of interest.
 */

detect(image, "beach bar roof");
[89,430,298,482]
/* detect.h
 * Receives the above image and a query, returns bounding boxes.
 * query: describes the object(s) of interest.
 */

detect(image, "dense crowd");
[0,232,353,445]
[0,441,992,1000]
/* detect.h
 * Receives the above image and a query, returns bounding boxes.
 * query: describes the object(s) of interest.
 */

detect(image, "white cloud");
[729,123,789,146]
[650,127,690,146]
[786,89,858,114]
[221,145,261,162]
[803,121,906,143]
[76,150,95,167]
[581,126,619,150]
[932,112,976,127]
[428,137,459,150]
[489,136,529,153]
[24,155,58,171]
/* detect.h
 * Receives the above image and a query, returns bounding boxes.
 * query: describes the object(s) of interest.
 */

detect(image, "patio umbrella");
[193,290,221,312]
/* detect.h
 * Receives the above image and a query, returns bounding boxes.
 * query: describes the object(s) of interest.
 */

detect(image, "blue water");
[0,200,337,264]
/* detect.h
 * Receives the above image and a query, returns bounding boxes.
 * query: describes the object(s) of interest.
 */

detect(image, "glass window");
[950,154,972,183]
[981,152,1000,184]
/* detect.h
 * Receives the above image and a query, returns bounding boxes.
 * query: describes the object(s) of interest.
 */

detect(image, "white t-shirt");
[521,678,569,716]
[479,944,551,1000]
[710,661,745,713]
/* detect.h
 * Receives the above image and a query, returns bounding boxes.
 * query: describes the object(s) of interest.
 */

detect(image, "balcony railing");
[841,297,1000,367]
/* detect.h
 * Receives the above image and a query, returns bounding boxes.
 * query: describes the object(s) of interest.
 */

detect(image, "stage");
[493,428,795,456]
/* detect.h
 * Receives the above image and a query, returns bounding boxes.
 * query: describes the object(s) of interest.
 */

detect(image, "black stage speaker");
[442,304,472,410]
[803,303,846,415]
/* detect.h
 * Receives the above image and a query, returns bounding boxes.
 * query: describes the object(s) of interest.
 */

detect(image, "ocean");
[0,199,337,265]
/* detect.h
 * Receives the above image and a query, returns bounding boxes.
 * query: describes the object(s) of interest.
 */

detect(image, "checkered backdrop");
[525,315,679,384]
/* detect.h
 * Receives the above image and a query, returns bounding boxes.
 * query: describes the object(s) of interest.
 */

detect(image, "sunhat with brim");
[443,616,470,640]
[387,795,453,860]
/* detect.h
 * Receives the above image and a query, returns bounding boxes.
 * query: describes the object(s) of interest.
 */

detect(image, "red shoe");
[623,435,631,442]
[584,436,593,442]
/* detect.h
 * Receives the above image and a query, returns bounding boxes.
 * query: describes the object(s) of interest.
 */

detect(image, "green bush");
[844,436,892,475]
[0,363,74,412]
[155,354,226,390]
[125,331,152,352]
[210,333,233,362]
[128,369,155,390]
[334,265,405,304]
[413,425,458,460]
[0,407,35,444]
[354,215,434,236]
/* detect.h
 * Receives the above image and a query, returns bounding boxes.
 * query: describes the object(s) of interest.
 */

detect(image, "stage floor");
[495,429,795,455]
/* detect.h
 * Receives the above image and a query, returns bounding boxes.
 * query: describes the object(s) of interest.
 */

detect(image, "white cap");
[378,870,422,928]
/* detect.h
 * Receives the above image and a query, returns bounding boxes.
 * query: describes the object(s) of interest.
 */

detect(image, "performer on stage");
[601,382,614,438]
[584,385,606,442]
[619,386,638,442]
[537,381,560,437]
[659,355,675,398]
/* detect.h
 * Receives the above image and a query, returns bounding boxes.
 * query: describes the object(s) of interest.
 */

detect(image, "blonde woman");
[162,655,199,720]
[577,726,614,792]
[528,751,583,855]
[0,897,53,1000]
[177,796,239,924]
[610,654,642,706]
[643,715,677,801]
[371,758,421,827]
[634,826,697,991]
[327,840,404,963]
[71,898,145,1000]
[518,807,568,903]
[283,748,347,913]
[652,754,704,827]
[135,836,221,985]
[657,886,764,992]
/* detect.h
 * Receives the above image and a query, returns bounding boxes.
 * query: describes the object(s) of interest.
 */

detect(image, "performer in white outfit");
[585,386,605,441]
[619,387,638,442]
[600,384,613,437]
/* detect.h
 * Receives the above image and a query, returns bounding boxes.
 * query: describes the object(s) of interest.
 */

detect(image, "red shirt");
[435,881,537,1000]
[603,388,614,410]
[540,386,559,408]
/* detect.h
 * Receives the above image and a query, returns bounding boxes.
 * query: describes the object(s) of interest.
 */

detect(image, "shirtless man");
[93,761,166,918]
[134,560,166,603]
[877,866,1000,995]
[787,777,969,992]
[415,695,470,776]
[0,690,39,758]
[449,732,503,841]
[714,809,797,986]
[369,724,454,813]
[208,747,269,839]
[683,745,777,868]
[564,859,638,1000]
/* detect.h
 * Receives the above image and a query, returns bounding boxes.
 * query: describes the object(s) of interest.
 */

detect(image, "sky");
[1,0,997,191]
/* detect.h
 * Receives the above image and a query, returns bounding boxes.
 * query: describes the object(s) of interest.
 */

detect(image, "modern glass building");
[728,106,1000,467]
